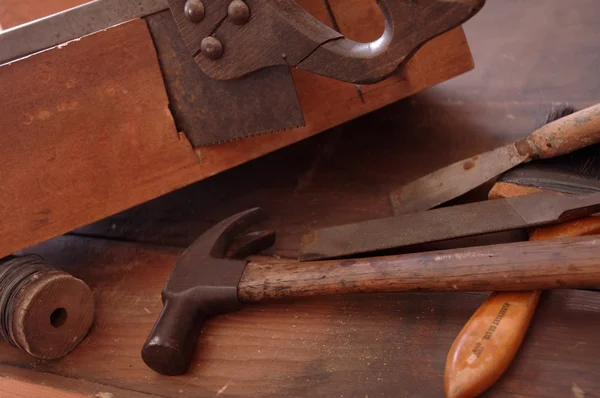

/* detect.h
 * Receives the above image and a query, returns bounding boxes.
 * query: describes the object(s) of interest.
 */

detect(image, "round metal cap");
[228,0,250,25]
[184,0,205,23]
[201,37,224,60]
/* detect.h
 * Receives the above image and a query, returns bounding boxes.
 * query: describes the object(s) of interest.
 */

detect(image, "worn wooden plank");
[1,378,84,398]
[0,1,473,259]
[0,236,596,397]
[0,19,202,260]
[0,364,161,398]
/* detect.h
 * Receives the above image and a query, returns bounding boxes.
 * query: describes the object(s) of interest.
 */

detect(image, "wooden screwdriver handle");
[521,103,600,159]
[444,291,541,398]
[444,184,600,398]
[238,235,600,302]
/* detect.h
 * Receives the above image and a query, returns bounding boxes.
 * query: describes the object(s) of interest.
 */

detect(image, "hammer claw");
[226,230,276,259]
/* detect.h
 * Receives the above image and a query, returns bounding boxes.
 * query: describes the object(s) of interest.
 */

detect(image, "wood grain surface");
[0,364,160,398]
[2,0,600,397]
[0,19,202,260]
[0,0,473,260]
[2,236,598,398]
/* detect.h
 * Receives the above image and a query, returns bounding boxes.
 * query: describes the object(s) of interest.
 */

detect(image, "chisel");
[389,103,600,215]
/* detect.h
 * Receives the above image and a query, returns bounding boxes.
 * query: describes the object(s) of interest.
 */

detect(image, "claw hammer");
[142,208,600,376]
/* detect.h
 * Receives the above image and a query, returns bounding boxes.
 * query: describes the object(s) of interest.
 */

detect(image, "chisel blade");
[299,191,600,261]
[389,143,529,215]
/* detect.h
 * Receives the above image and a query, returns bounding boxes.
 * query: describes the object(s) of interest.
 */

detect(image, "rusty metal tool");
[298,190,600,261]
[141,207,600,376]
[389,103,600,215]
[0,0,484,145]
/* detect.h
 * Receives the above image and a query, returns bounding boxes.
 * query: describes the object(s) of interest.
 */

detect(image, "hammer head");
[141,208,274,376]
[164,207,274,295]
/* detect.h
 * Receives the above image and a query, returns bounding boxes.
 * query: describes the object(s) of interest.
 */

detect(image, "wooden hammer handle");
[523,103,600,159]
[444,184,600,398]
[238,235,600,302]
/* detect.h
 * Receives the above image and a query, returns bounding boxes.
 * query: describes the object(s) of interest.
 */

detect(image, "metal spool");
[0,255,94,359]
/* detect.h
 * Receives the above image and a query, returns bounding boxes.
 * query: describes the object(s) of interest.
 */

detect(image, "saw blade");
[0,0,169,65]
[146,11,304,146]
[299,191,600,261]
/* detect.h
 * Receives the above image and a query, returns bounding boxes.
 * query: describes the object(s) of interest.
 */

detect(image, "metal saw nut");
[228,0,250,25]
[201,37,224,60]
[184,0,205,23]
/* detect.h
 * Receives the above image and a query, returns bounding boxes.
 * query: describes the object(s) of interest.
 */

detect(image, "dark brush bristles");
[540,103,600,178]
[499,104,600,193]
[542,103,576,125]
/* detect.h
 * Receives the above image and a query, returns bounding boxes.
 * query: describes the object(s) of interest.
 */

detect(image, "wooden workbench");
[3,1,600,397]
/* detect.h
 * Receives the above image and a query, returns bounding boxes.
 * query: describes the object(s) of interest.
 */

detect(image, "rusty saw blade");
[299,191,600,261]
[0,0,304,146]
[146,10,303,146]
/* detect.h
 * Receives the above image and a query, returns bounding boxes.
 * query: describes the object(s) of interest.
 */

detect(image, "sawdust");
[572,382,586,398]
[216,380,233,396]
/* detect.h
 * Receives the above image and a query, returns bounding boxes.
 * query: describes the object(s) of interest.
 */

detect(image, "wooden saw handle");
[292,0,485,84]
[170,0,484,83]
[444,184,600,398]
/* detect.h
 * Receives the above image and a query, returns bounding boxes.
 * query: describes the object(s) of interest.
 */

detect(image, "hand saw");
[0,0,484,146]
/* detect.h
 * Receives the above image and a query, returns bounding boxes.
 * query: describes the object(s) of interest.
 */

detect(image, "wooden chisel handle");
[444,184,600,398]
[520,103,600,159]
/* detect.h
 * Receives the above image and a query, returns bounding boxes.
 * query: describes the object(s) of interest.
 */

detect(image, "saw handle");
[523,103,600,159]
[293,0,485,84]
[170,0,484,84]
